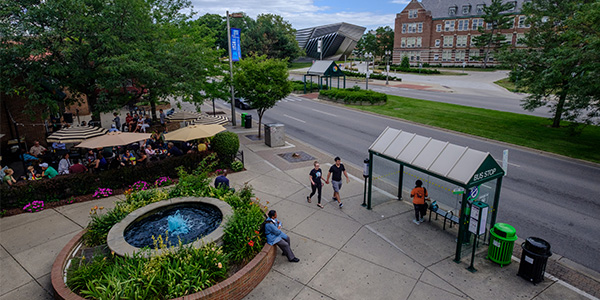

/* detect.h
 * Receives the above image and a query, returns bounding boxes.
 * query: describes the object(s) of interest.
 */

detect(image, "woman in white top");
[57,153,71,175]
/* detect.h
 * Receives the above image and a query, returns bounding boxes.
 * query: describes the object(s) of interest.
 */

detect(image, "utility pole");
[226,11,237,126]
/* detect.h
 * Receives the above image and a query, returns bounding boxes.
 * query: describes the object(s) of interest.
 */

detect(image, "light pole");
[385,50,391,85]
[226,11,236,126]
[365,52,373,90]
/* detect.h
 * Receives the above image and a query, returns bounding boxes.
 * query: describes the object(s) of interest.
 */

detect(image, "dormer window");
[409,9,418,19]
[462,5,471,14]
[476,4,485,14]
[449,6,457,16]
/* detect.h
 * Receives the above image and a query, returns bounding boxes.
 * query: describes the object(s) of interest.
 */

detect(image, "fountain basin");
[108,197,233,258]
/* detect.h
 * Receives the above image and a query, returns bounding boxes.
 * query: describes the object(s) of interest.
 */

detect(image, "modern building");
[394,0,531,66]
[296,23,366,61]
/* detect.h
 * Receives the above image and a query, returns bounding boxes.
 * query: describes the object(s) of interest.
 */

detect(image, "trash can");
[518,237,552,284]
[240,113,247,127]
[264,123,285,147]
[487,223,518,267]
[244,114,252,129]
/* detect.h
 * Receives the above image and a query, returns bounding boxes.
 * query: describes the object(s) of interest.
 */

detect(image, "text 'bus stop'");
[366,127,505,261]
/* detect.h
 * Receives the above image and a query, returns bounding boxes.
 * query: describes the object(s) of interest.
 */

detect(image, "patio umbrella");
[75,131,151,148]
[163,124,225,142]
[46,126,108,143]
[190,115,229,126]
[166,111,202,122]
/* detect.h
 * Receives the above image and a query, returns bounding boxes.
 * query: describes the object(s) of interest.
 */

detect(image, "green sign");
[468,155,504,186]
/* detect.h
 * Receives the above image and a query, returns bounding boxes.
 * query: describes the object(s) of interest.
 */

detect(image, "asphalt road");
[224,95,600,273]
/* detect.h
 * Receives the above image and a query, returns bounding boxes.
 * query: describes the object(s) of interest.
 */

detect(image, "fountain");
[108,197,233,257]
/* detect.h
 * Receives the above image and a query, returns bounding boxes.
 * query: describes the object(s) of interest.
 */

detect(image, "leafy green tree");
[355,32,377,57]
[375,26,394,58]
[241,14,302,61]
[501,0,600,128]
[472,0,515,68]
[233,55,292,138]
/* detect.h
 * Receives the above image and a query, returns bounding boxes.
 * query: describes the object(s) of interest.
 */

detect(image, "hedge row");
[291,80,327,92]
[0,152,212,210]
[319,87,387,105]
[388,66,441,74]
[342,70,401,82]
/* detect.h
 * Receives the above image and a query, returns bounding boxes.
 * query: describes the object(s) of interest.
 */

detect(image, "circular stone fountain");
[107,197,233,257]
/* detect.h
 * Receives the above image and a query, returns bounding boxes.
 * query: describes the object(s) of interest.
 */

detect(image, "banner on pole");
[231,28,241,62]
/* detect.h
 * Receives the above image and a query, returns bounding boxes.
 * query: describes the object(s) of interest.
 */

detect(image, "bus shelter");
[303,60,346,93]
[366,127,505,261]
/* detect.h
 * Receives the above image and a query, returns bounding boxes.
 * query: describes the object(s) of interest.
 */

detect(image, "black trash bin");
[244,114,252,129]
[517,237,552,284]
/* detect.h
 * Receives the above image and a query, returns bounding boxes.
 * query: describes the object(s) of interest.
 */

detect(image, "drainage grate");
[278,151,315,163]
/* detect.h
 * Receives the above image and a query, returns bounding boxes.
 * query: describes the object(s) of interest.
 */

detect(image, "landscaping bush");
[291,80,327,92]
[0,152,212,210]
[400,56,410,69]
[231,161,244,172]
[389,65,441,74]
[319,87,387,105]
[211,131,239,166]
[342,70,401,81]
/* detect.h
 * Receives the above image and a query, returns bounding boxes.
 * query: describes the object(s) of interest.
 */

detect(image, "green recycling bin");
[241,113,247,127]
[487,223,518,267]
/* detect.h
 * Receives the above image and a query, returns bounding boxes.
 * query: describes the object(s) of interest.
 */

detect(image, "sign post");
[467,201,489,273]
[226,11,237,126]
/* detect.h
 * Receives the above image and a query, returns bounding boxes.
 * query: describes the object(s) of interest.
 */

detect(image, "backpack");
[259,219,273,241]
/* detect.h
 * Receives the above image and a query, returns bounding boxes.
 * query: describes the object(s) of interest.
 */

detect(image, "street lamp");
[226,11,243,126]
[385,50,391,85]
[364,52,373,90]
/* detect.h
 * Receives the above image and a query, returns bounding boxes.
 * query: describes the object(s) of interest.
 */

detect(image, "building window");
[402,24,407,33]
[444,20,455,31]
[458,20,469,31]
[503,33,513,45]
[516,33,526,46]
[518,16,530,28]
[401,38,406,48]
[487,52,494,62]
[416,37,422,48]
[442,50,452,62]
[436,24,442,32]
[456,35,467,47]
[476,4,485,14]
[507,1,517,11]
[407,37,416,48]
[435,39,440,47]
[443,36,454,47]
[418,23,423,33]
[409,9,418,19]
[449,6,457,16]
[472,19,483,30]
[456,50,466,61]
[470,35,480,47]
[486,22,494,30]
[462,5,471,14]
[434,54,440,61]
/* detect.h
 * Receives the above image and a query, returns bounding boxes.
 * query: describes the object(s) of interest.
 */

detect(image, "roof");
[369,127,504,186]
[306,61,344,77]
[296,23,365,49]
[419,0,528,19]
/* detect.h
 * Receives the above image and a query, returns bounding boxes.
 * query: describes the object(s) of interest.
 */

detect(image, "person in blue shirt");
[265,210,299,263]
[214,170,230,189]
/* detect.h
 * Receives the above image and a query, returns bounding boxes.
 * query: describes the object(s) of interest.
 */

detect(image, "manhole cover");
[278,151,315,163]
[245,135,262,141]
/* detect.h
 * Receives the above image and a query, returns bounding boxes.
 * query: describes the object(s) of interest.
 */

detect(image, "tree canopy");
[472,0,515,67]
[355,26,394,60]
[501,0,600,128]
[233,55,291,138]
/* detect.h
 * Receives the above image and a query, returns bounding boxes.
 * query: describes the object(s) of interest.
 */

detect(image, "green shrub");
[222,203,265,264]
[319,88,387,105]
[290,80,327,92]
[389,64,441,74]
[342,70,401,81]
[400,56,410,69]
[231,161,244,172]
[211,131,239,165]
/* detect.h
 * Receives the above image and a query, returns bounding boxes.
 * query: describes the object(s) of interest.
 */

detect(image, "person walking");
[326,156,349,208]
[307,161,326,208]
[113,112,121,130]
[159,109,166,130]
[410,180,429,224]
[265,210,300,263]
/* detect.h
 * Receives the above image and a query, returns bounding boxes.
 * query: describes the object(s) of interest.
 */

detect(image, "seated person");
[93,153,108,171]
[85,149,97,167]
[20,149,40,164]
[134,115,144,132]
[52,142,67,150]
[214,170,234,191]
[120,149,136,166]
[3,168,17,187]
[145,145,157,160]
[108,124,119,132]
[125,113,133,131]
[57,153,71,175]
[136,148,147,163]
[26,166,41,180]
[40,163,58,179]
[167,142,183,157]
[68,158,88,174]
[29,141,47,157]
[265,210,299,263]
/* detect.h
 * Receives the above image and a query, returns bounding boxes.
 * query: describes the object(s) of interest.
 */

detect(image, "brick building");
[393,0,531,66]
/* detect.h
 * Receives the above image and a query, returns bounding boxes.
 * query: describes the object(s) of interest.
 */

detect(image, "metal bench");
[428,204,459,230]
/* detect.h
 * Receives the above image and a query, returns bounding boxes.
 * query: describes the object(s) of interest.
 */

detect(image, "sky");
[189,0,411,30]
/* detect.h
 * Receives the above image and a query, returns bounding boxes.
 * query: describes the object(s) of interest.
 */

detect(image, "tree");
[375,26,394,58]
[233,55,291,138]
[501,0,600,128]
[472,0,515,68]
[355,32,377,57]
[241,14,302,61]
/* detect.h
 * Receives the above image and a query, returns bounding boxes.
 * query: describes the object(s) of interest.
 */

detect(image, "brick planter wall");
[52,230,276,300]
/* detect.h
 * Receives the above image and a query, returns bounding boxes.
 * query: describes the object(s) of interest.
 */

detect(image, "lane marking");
[495,158,520,167]
[311,108,337,117]
[283,114,306,123]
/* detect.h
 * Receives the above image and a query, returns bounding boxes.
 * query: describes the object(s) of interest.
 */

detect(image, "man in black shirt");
[167,142,183,157]
[326,157,349,208]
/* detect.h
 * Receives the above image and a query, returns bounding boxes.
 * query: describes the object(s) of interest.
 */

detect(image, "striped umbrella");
[75,131,151,148]
[46,126,108,143]
[190,115,229,126]
[166,111,202,122]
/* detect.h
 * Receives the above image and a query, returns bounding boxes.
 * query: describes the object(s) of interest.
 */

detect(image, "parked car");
[235,98,253,110]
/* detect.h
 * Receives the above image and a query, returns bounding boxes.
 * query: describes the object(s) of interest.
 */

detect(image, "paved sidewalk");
[1,123,598,299]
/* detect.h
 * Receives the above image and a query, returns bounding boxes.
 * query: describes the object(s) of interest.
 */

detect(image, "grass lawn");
[289,62,313,70]
[349,95,600,163]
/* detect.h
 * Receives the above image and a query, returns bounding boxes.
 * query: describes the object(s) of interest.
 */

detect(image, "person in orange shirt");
[410,180,429,225]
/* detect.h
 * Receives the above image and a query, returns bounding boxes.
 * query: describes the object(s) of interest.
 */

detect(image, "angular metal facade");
[296,23,366,61]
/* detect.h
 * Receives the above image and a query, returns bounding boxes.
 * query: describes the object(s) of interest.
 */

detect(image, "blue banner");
[231,28,241,62]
